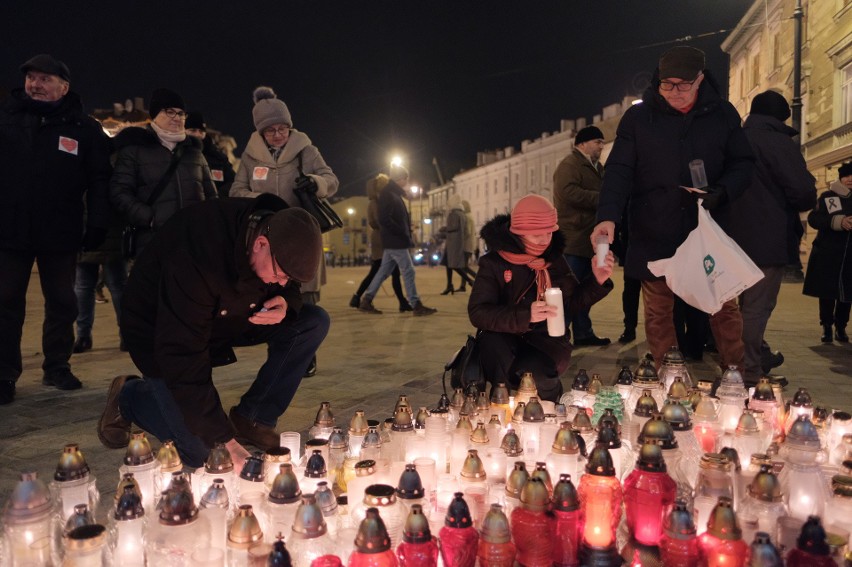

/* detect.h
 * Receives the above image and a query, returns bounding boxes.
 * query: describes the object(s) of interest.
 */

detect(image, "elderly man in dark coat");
[0,54,112,403]
[96,194,330,469]
[554,125,610,346]
[715,90,816,386]
[592,46,755,371]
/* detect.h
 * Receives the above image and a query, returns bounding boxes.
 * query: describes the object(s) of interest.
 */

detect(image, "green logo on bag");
[703,255,715,275]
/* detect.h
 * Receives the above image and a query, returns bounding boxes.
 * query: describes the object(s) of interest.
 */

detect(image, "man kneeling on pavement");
[97,194,330,470]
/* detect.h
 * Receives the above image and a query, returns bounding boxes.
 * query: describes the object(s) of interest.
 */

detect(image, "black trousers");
[819,298,851,328]
[623,274,641,330]
[478,329,568,402]
[0,249,78,380]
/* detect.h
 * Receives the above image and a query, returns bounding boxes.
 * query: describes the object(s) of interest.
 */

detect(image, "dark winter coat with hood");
[715,113,816,266]
[469,214,612,337]
[803,181,852,301]
[0,89,112,252]
[121,194,303,447]
[596,70,755,280]
[109,125,217,252]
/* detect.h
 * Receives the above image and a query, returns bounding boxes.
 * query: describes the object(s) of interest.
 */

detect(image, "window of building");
[543,164,549,181]
[361,233,367,244]
[841,62,852,123]
[529,168,535,187]
[361,218,367,227]
[503,176,508,192]
[493,179,498,194]
[771,33,781,70]
[739,67,746,99]
[750,52,761,90]
[514,172,519,190]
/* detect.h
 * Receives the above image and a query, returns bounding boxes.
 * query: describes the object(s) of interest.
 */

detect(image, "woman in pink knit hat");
[468,195,614,401]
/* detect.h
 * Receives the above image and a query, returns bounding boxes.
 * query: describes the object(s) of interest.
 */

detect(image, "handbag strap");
[144,145,186,207]
[296,149,304,177]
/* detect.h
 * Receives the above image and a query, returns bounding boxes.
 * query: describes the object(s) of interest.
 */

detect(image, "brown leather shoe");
[229,406,279,450]
[97,375,136,449]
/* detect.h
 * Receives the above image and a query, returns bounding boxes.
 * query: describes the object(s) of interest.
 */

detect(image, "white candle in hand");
[544,288,565,337]
[595,235,609,268]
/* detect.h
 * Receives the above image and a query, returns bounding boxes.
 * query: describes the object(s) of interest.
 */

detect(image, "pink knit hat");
[510,195,559,235]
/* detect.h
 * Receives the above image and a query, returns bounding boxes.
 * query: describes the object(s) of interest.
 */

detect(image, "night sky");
[3,1,752,197]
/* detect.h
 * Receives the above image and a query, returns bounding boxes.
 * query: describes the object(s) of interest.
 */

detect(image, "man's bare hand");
[249,296,287,325]
[591,221,616,246]
[530,300,557,324]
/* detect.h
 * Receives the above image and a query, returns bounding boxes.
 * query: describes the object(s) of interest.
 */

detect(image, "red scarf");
[498,246,552,301]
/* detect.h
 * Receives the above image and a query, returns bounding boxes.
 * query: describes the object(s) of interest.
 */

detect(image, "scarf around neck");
[498,247,552,301]
[150,122,186,151]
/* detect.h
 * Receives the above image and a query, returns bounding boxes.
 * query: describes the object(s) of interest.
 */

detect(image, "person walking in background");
[0,54,112,402]
[110,88,217,256]
[230,86,339,376]
[185,111,235,199]
[716,90,817,385]
[554,125,611,346]
[439,194,476,295]
[350,173,411,311]
[803,163,852,343]
[469,195,613,401]
[459,200,477,292]
[358,165,437,316]
[591,45,754,370]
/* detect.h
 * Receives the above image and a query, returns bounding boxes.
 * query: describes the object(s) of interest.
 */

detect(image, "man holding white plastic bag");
[591,45,755,371]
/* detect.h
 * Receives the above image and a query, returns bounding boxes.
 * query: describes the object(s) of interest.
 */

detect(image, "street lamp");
[347,208,356,263]
[410,185,423,245]
[390,155,403,169]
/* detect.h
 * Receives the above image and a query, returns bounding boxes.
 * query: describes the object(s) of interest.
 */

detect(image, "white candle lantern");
[2,472,55,567]
[110,483,146,566]
[50,443,99,523]
[119,431,161,513]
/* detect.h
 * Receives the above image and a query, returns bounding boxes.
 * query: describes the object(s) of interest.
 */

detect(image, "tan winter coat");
[553,148,604,257]
[230,129,338,291]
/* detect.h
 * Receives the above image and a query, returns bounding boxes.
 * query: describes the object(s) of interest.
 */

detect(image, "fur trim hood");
[480,213,566,262]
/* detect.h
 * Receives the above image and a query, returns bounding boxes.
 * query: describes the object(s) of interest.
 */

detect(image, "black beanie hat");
[20,53,71,82]
[750,90,791,122]
[659,46,705,80]
[185,112,205,131]
[148,88,185,120]
[266,208,321,282]
[839,162,852,179]
[575,126,604,145]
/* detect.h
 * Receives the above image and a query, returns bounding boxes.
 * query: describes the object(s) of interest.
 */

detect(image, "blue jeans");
[364,249,420,304]
[75,259,127,337]
[564,254,594,340]
[118,304,330,467]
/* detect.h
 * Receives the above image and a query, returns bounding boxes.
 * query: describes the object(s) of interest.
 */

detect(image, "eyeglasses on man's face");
[659,77,700,92]
[162,108,187,119]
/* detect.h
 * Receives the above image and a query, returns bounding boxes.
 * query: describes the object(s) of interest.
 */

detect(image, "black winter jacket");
[0,89,111,251]
[715,114,816,267]
[202,136,235,199]
[803,185,852,301]
[110,126,217,251]
[121,194,303,447]
[378,179,415,249]
[469,214,611,336]
[596,70,755,279]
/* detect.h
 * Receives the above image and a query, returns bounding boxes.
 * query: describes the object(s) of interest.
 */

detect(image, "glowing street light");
[390,155,403,168]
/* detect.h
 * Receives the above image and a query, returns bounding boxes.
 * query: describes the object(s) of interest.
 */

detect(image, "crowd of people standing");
[2,46,850,464]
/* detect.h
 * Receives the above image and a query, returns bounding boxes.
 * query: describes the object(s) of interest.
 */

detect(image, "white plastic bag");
[648,201,764,314]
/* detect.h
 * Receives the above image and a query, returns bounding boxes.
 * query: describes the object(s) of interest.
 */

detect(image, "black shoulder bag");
[293,151,343,233]
[121,146,185,259]
[443,330,485,395]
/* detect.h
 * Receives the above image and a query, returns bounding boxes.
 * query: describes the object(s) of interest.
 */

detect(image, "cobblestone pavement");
[0,265,849,515]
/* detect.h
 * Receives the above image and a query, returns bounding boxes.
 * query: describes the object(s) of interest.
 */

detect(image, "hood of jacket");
[113,124,203,152]
[642,68,725,117]
[743,113,799,137]
[241,128,313,165]
[480,213,566,262]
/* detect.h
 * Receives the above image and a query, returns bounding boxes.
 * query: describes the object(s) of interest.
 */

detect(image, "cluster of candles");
[3,348,852,566]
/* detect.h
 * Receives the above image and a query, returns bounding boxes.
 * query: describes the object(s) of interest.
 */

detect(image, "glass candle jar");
[623,443,677,546]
